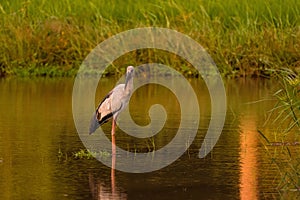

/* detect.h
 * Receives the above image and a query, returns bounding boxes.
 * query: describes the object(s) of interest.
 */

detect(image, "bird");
[89,66,135,135]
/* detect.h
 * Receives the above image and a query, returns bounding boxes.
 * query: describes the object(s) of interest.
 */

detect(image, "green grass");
[259,69,300,191]
[0,0,299,77]
[57,148,110,161]
[73,149,110,160]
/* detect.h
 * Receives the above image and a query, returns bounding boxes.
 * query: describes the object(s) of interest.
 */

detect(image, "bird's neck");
[124,78,133,94]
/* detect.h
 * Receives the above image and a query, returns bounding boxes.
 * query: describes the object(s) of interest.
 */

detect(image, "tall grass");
[0,0,299,77]
[260,68,300,191]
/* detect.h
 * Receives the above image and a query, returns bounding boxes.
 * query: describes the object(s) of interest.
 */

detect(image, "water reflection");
[89,135,127,200]
[239,114,258,200]
[89,172,127,200]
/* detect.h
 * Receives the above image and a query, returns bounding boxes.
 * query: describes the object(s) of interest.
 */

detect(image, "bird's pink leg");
[111,119,116,156]
[111,119,116,136]
[111,134,116,194]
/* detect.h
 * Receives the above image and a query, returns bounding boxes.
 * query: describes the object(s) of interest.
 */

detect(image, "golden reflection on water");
[89,135,127,200]
[239,114,258,200]
[89,168,127,200]
[89,171,127,200]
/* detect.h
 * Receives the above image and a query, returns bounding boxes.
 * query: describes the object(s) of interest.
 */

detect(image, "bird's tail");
[89,112,100,134]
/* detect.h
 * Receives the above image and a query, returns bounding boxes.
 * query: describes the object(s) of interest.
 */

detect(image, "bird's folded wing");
[96,92,113,125]
[96,91,122,125]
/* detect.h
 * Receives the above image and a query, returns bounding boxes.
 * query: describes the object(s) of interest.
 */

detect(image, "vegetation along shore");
[0,0,299,77]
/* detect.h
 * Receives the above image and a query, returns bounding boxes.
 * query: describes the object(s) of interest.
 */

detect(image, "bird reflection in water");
[89,135,127,200]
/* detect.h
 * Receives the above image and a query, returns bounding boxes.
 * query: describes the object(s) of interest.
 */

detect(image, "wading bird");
[89,66,135,135]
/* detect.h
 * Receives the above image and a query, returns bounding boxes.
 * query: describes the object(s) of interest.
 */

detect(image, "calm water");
[0,77,297,199]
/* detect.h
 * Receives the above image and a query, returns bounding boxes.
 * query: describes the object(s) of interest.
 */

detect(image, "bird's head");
[126,66,134,76]
[125,66,134,90]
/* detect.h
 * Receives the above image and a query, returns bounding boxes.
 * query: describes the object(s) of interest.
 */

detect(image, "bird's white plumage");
[89,66,134,134]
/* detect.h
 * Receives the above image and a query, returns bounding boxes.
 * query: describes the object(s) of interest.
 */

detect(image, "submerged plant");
[146,137,156,152]
[57,148,110,161]
[73,149,110,160]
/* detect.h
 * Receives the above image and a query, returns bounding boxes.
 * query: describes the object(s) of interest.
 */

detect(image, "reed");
[0,0,299,77]
[259,68,300,191]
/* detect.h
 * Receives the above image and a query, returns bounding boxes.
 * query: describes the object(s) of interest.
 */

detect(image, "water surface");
[0,77,297,199]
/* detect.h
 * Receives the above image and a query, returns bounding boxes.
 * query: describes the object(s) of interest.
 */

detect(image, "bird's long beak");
[125,68,134,89]
[89,112,100,134]
[125,72,132,87]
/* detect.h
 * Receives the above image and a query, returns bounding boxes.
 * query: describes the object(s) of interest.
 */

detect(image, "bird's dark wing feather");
[89,91,113,134]
[95,91,113,125]
[98,112,113,126]
[89,85,125,134]
[95,90,123,125]
[98,91,113,108]
[98,102,123,125]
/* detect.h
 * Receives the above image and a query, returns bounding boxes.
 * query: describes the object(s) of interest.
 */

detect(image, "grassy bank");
[0,0,299,77]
